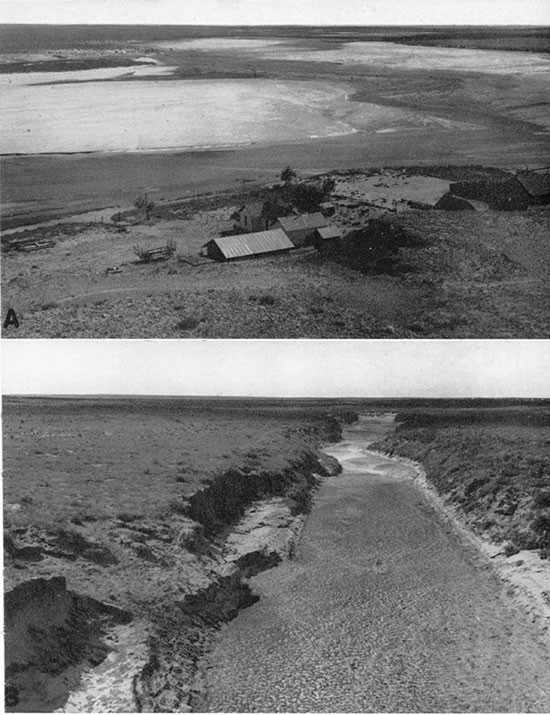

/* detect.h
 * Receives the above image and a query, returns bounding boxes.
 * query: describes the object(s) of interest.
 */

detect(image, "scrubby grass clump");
[373,410,550,556]
[336,219,424,275]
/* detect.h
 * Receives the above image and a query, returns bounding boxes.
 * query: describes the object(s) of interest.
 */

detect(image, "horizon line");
[1,22,549,27]
[4,394,546,400]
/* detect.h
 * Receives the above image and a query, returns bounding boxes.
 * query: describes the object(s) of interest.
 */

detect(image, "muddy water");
[199,415,550,713]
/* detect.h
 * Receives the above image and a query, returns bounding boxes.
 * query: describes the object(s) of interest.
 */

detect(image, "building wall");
[236,207,274,233]
[205,241,225,261]
[435,193,476,211]
[275,224,316,248]
[449,179,531,210]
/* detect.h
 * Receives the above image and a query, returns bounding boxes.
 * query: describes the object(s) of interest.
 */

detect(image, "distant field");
[2,396,346,529]
[1,24,549,54]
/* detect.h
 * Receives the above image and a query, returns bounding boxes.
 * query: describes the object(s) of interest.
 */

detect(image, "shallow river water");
[199,416,550,712]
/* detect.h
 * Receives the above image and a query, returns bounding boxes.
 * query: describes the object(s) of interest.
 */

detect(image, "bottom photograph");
[2,340,550,713]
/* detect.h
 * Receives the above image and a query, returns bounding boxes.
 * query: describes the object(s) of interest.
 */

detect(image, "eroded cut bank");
[198,414,550,713]
[4,407,344,713]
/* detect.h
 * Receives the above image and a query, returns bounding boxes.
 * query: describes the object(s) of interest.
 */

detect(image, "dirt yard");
[2,168,549,338]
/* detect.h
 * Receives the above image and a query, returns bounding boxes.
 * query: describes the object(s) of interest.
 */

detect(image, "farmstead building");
[202,229,294,261]
[275,212,329,248]
[233,203,272,233]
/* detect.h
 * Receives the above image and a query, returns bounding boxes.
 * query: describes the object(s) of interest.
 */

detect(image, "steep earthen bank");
[198,417,550,712]
[371,409,550,628]
[4,411,344,713]
[372,409,550,555]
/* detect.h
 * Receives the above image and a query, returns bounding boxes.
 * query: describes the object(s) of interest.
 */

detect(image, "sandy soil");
[2,31,550,221]
[1,76,362,155]
[2,169,549,338]
[3,397,344,711]
[387,452,550,632]
[200,421,550,712]
[5,402,550,712]
[2,31,549,339]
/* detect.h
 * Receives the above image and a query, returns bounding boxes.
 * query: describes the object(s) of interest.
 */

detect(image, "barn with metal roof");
[202,229,294,261]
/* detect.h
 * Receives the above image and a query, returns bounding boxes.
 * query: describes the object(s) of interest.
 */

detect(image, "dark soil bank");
[2,398,349,712]
[200,419,550,712]
[374,408,550,555]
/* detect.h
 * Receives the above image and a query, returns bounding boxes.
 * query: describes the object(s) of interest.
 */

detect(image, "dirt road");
[199,417,550,712]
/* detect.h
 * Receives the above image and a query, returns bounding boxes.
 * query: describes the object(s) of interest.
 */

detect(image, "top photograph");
[2,3,550,338]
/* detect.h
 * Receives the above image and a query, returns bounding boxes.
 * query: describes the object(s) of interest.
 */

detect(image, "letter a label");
[4,308,20,329]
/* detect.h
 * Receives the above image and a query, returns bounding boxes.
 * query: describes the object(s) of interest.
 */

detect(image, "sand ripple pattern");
[201,442,550,712]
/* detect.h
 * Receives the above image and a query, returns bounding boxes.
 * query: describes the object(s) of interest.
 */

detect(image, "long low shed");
[203,229,295,261]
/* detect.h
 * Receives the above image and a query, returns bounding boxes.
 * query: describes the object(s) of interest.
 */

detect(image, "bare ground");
[3,175,549,338]
[199,423,550,713]
[3,397,344,711]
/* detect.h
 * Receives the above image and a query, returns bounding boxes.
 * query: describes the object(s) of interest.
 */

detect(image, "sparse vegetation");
[280,166,297,185]
[373,409,550,554]
[336,219,423,275]
[176,315,201,331]
[3,169,549,339]
[134,195,156,221]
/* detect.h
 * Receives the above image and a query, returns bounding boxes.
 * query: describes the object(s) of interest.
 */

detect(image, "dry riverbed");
[4,403,550,712]
[200,415,550,713]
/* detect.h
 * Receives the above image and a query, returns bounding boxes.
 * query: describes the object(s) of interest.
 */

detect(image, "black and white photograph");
[1,1,549,338]
[2,1,550,713]
[2,339,550,712]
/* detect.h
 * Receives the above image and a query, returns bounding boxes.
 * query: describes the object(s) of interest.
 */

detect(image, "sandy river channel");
[198,415,550,712]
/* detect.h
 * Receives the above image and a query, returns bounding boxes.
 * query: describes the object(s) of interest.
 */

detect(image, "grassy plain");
[374,407,550,554]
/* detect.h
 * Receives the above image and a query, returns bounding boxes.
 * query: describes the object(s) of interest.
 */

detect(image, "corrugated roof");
[515,172,550,197]
[277,212,328,233]
[317,225,342,240]
[208,229,294,260]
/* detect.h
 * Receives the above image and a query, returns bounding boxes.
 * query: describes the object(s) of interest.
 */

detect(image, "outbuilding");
[515,172,550,205]
[202,229,294,261]
[314,225,343,254]
[449,178,532,211]
[233,202,272,233]
[319,201,336,217]
[275,212,329,248]
[435,193,490,211]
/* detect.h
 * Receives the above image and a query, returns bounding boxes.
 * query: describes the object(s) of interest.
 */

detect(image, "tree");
[322,177,336,196]
[135,194,155,221]
[280,166,297,185]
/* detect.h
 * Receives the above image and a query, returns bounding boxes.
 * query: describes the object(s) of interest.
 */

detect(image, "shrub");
[337,219,421,275]
[176,316,200,331]
[534,490,550,509]
[117,512,140,523]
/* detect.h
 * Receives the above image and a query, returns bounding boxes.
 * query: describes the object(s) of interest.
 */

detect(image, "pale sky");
[2,340,549,398]
[1,0,549,25]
